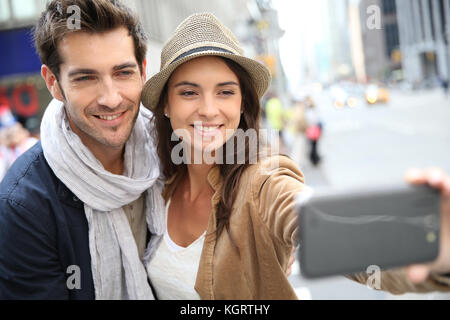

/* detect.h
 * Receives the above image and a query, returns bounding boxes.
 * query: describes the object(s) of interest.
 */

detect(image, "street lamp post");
[254,0,287,105]
[445,0,450,81]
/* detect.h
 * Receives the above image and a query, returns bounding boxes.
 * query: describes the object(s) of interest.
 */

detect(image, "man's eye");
[74,76,95,82]
[117,70,134,77]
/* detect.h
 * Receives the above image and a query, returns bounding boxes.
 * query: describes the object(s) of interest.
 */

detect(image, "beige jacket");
[162,155,450,299]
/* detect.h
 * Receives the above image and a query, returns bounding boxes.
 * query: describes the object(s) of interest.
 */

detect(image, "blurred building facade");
[349,0,401,83]
[122,0,253,76]
[395,0,450,86]
[283,0,353,86]
[327,0,354,81]
[249,0,287,98]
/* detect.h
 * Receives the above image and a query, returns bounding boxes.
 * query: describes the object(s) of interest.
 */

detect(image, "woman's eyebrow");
[174,81,199,88]
[217,81,239,87]
[173,81,239,88]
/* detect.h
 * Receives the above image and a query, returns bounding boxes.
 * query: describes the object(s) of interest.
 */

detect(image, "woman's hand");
[405,167,450,283]
[286,247,296,277]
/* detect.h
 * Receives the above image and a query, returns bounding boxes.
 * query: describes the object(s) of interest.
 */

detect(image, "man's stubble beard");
[64,100,140,149]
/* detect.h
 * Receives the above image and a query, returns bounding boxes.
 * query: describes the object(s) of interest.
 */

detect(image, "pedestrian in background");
[265,93,286,154]
[442,78,449,99]
[285,96,308,167]
[304,96,322,166]
[0,104,16,179]
[437,75,449,98]
[0,104,38,181]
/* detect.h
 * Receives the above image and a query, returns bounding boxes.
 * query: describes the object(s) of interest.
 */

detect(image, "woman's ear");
[164,105,170,118]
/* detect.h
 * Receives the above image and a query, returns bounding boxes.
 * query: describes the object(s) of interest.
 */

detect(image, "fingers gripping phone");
[297,184,440,279]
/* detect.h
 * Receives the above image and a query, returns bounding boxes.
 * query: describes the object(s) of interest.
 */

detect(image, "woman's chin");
[182,142,222,164]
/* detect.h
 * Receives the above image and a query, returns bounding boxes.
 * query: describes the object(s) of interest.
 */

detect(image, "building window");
[382,0,396,15]
[0,0,11,22]
[438,0,447,43]
[428,0,435,41]
[0,0,46,29]
[11,0,37,20]
[385,23,399,58]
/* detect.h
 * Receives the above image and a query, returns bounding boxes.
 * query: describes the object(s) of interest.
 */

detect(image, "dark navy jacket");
[0,142,95,299]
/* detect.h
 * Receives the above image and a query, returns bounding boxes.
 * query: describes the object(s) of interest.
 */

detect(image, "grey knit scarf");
[40,99,165,299]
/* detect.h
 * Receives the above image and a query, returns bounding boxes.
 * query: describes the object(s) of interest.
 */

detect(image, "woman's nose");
[197,95,219,118]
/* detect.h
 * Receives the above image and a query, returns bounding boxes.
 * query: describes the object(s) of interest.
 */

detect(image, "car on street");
[330,83,364,109]
[365,84,390,105]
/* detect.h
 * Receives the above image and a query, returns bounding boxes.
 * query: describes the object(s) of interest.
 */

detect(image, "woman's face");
[165,56,242,153]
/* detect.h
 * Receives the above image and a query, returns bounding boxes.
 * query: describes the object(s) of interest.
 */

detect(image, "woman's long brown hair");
[151,57,263,254]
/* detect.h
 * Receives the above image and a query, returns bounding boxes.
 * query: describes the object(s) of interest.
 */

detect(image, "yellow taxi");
[365,84,390,105]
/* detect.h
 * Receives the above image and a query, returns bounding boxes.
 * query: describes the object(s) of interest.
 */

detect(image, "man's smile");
[93,111,127,126]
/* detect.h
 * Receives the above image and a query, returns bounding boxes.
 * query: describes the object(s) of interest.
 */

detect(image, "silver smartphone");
[297,184,440,278]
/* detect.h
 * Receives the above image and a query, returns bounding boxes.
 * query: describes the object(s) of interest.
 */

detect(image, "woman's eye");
[220,90,235,96]
[180,90,197,96]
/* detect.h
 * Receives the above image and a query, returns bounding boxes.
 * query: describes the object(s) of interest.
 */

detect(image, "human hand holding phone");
[298,175,442,279]
[405,167,450,283]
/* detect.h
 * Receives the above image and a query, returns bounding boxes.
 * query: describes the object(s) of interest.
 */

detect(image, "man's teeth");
[98,113,121,121]
[194,125,220,132]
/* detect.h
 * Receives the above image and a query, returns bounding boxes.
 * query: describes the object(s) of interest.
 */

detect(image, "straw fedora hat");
[141,12,271,111]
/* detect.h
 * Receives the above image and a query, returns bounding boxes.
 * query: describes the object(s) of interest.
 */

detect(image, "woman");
[141,13,303,300]
[141,13,450,299]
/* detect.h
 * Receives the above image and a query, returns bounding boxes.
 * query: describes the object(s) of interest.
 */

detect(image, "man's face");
[44,27,146,152]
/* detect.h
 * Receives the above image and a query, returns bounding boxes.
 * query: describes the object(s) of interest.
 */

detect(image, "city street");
[316,88,450,189]
[288,88,450,299]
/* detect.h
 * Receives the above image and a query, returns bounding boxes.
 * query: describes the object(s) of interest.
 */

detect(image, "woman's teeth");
[194,125,220,132]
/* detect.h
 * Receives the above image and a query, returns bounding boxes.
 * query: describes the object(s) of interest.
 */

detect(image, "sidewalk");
[299,162,330,188]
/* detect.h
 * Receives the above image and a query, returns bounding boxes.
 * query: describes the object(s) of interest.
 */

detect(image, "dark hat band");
[170,46,234,65]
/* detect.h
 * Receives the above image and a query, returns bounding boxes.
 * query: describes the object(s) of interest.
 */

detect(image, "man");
[0,0,164,299]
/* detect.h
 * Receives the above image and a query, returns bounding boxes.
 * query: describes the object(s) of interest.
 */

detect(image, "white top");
[305,108,320,126]
[146,198,205,300]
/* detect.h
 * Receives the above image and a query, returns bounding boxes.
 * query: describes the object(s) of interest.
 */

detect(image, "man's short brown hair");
[34,0,147,79]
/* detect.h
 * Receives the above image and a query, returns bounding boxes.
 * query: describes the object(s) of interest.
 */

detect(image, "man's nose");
[97,78,123,108]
